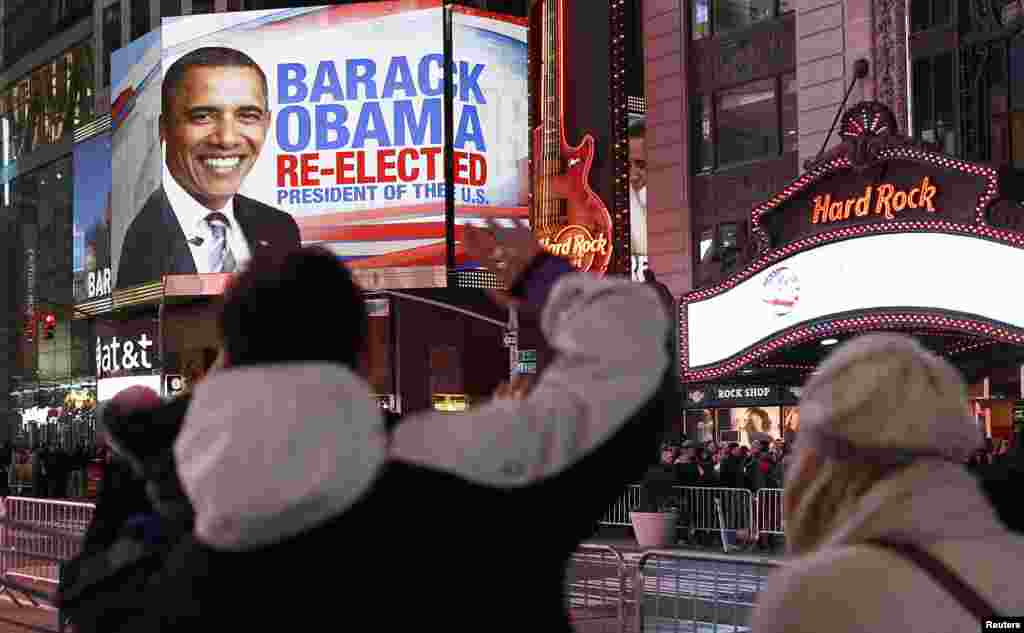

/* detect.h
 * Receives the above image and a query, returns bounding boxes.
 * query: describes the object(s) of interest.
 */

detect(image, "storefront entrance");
[679,102,1024,442]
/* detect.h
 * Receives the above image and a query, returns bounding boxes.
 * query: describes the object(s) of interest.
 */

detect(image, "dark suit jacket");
[115,186,301,289]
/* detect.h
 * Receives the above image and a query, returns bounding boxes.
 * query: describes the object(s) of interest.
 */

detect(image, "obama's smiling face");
[161,64,270,211]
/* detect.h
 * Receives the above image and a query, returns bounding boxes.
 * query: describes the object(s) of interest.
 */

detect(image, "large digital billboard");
[73,132,113,303]
[451,6,529,269]
[628,112,646,281]
[110,2,528,292]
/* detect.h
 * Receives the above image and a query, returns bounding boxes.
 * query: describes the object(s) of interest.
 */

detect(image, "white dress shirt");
[630,185,647,256]
[163,165,253,273]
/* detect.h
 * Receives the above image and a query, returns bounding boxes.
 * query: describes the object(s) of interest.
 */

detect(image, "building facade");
[641,0,1024,444]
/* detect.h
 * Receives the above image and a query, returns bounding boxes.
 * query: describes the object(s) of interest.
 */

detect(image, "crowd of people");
[654,438,791,491]
[0,442,105,499]
[49,219,1024,630]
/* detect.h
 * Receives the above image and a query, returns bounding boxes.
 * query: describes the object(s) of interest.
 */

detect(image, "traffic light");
[43,313,57,340]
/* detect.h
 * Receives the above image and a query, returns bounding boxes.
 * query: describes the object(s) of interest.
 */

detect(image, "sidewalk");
[0,595,62,633]
[586,529,787,560]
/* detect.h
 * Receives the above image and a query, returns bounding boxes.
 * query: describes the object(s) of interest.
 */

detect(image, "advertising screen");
[728,406,783,447]
[111,29,163,289]
[73,133,113,303]
[628,112,646,281]
[451,6,529,269]
[686,232,1024,368]
[110,2,528,292]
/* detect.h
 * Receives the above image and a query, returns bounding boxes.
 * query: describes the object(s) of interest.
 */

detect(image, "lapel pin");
[258,240,270,247]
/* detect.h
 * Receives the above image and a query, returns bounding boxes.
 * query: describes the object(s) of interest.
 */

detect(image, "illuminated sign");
[111,4,528,292]
[538,225,610,271]
[95,317,160,380]
[96,333,155,376]
[686,232,1024,368]
[432,393,469,412]
[811,177,938,224]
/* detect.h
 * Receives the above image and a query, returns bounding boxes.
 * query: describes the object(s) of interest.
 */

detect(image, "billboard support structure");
[443,5,457,273]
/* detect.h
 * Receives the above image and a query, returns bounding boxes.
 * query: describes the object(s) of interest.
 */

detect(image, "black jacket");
[58,397,194,633]
[137,267,677,633]
[115,186,301,289]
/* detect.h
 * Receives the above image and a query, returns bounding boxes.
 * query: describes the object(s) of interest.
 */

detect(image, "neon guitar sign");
[531,0,613,274]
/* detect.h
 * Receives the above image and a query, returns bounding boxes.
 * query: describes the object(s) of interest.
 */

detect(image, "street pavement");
[0,595,61,633]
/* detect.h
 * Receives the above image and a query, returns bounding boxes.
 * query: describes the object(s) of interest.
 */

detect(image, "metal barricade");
[673,487,754,543]
[566,545,631,633]
[0,517,84,633]
[754,489,784,537]
[1,498,92,589]
[4,497,95,535]
[633,550,782,632]
[599,485,642,527]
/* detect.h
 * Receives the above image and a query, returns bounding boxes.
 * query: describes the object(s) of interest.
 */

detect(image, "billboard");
[451,6,529,269]
[686,232,1024,368]
[110,2,528,292]
[628,112,646,281]
[95,316,161,402]
[73,132,113,303]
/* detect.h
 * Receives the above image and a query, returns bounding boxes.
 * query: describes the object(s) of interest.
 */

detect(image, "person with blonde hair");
[751,334,1024,632]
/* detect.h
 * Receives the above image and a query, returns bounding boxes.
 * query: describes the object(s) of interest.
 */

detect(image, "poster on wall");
[110,2,528,292]
[73,132,113,303]
[451,6,529,270]
[727,406,783,447]
[628,112,647,281]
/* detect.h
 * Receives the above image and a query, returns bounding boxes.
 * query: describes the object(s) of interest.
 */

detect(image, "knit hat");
[797,333,982,466]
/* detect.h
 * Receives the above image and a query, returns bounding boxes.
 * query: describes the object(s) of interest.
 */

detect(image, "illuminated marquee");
[811,177,938,224]
[538,225,610,271]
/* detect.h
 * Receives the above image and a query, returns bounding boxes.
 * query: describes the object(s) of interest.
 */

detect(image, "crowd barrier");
[754,489,785,536]
[600,486,785,540]
[0,497,93,633]
[565,544,783,633]
[566,545,629,633]
[632,550,782,632]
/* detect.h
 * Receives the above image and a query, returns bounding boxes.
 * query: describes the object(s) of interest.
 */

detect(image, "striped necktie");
[205,212,237,273]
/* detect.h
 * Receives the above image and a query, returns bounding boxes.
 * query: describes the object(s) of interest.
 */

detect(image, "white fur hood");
[175,363,387,551]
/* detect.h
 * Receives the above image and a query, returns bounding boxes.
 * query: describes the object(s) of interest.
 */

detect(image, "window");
[0,43,94,164]
[699,228,715,261]
[912,53,956,154]
[131,0,152,41]
[693,75,795,172]
[692,0,790,39]
[103,4,123,87]
[161,0,182,19]
[2,1,91,69]
[693,95,714,172]
[190,0,217,14]
[715,0,775,34]
[911,0,952,32]
[716,78,778,166]
[781,73,797,153]
[1010,36,1024,168]
[693,0,711,39]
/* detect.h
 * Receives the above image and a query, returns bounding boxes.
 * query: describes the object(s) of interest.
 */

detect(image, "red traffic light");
[43,314,56,326]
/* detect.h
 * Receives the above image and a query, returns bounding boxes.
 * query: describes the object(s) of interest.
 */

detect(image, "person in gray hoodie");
[133,221,676,632]
[751,334,1024,632]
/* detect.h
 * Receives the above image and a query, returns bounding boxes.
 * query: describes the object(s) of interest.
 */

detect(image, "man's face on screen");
[162,65,270,211]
